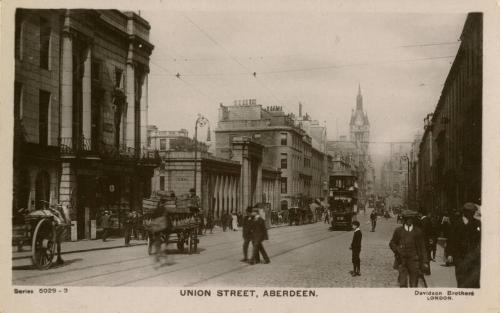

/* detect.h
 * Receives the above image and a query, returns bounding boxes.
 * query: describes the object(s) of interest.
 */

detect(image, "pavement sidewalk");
[12,238,147,260]
[425,240,457,288]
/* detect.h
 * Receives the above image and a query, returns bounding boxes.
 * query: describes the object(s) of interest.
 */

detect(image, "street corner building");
[215,101,330,210]
[12,9,157,240]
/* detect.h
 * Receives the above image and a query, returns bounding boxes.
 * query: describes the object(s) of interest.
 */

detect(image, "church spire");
[356,83,363,110]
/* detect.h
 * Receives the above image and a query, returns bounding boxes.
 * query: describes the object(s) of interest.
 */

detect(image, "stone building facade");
[146,125,208,153]
[151,138,281,220]
[379,143,411,207]
[215,100,329,210]
[416,13,482,214]
[13,9,157,240]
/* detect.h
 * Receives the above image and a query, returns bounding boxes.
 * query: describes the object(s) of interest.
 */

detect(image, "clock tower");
[350,84,370,151]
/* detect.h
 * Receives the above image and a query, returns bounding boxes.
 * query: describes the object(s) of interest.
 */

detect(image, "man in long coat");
[250,209,270,264]
[240,206,254,262]
[389,210,429,287]
[446,203,481,288]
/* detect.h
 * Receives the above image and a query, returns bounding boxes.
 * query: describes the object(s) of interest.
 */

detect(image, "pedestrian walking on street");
[150,204,171,263]
[420,210,434,265]
[445,203,481,288]
[100,211,111,242]
[250,209,270,265]
[240,206,254,263]
[349,220,362,276]
[389,210,429,287]
[231,211,238,231]
[222,212,229,232]
[205,213,214,234]
[370,210,377,232]
[124,210,134,246]
[429,213,439,260]
[324,209,330,224]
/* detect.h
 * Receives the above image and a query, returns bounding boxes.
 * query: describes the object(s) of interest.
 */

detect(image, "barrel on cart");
[142,195,200,255]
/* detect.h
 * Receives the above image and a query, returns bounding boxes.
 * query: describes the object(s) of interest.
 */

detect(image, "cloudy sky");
[142,10,466,160]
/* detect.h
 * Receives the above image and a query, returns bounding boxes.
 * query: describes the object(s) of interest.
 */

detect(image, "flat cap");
[462,202,479,212]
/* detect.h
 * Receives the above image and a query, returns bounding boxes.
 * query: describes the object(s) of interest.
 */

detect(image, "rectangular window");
[280,133,287,146]
[280,153,287,169]
[39,18,51,69]
[39,90,50,146]
[160,138,167,151]
[160,176,165,191]
[281,177,288,194]
[92,61,101,81]
[14,82,23,119]
[114,68,123,88]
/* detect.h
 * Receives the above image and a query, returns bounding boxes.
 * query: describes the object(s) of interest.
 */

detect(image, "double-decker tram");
[328,162,358,230]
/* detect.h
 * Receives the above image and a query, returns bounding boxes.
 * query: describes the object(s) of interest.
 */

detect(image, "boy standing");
[350,221,362,276]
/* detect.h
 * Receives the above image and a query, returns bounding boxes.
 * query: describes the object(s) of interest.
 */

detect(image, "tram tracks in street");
[116,227,350,287]
[13,223,333,286]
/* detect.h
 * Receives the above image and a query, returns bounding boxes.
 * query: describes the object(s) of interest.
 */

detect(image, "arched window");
[35,170,50,209]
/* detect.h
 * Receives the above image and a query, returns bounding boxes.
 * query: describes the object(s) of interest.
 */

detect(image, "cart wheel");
[187,232,193,254]
[31,218,56,270]
[147,233,154,255]
[193,232,198,253]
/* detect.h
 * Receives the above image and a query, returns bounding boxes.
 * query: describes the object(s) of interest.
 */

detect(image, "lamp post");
[193,114,209,197]
[400,155,410,207]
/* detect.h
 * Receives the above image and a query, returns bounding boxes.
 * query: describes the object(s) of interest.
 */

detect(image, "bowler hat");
[462,202,479,212]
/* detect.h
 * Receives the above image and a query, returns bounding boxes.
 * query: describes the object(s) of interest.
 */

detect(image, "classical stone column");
[125,51,135,149]
[231,176,236,213]
[221,175,226,215]
[214,175,220,219]
[255,161,263,204]
[140,74,148,155]
[82,46,92,147]
[60,13,73,147]
[241,157,250,211]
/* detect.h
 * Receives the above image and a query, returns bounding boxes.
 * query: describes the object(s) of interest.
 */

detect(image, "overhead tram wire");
[182,14,294,113]
[147,55,456,78]
[149,60,221,104]
[149,41,460,63]
[257,56,304,107]
[149,61,286,121]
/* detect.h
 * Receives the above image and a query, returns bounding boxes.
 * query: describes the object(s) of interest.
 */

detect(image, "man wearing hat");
[100,211,111,242]
[249,208,270,265]
[389,210,429,287]
[446,203,481,288]
[240,206,254,263]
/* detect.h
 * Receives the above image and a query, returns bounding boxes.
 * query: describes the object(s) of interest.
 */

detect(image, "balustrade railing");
[59,136,159,162]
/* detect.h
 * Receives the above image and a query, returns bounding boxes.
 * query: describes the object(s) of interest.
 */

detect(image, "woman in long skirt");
[231,211,238,231]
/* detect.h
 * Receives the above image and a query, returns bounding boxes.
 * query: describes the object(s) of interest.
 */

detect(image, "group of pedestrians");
[221,211,240,232]
[389,203,481,288]
[241,206,270,265]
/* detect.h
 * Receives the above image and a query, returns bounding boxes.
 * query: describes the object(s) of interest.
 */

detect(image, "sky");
[141,10,466,162]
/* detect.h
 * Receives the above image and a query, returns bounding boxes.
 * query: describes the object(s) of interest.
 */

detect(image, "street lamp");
[193,114,209,197]
[400,155,410,207]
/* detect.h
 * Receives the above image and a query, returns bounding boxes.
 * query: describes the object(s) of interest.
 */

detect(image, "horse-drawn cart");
[142,195,200,255]
[12,202,69,270]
